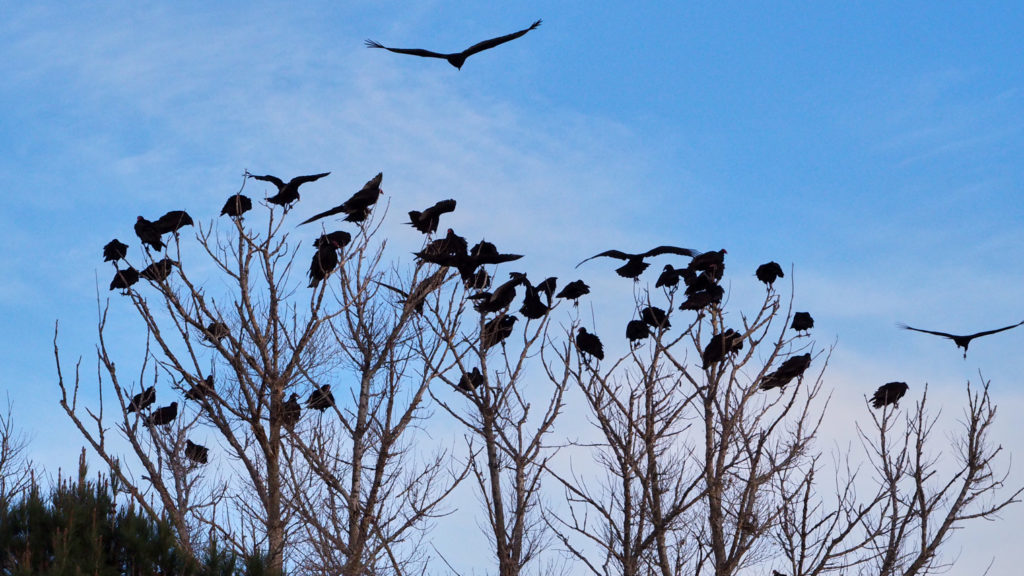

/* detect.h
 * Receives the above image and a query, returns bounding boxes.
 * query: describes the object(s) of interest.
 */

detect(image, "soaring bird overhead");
[301,172,383,225]
[408,199,457,234]
[898,320,1024,358]
[366,19,542,70]
[249,171,331,209]
[577,246,701,279]
[871,381,909,409]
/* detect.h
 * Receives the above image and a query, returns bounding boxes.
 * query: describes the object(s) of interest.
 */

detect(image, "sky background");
[2,1,1023,573]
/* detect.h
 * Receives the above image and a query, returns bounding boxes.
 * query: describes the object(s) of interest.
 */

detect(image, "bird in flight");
[366,19,542,70]
[577,246,701,279]
[898,320,1024,358]
[300,172,383,225]
[249,171,331,209]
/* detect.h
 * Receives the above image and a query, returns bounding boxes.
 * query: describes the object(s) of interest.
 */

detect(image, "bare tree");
[0,400,33,509]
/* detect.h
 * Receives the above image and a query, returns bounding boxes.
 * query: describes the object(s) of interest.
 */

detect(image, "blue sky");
[2,2,1023,572]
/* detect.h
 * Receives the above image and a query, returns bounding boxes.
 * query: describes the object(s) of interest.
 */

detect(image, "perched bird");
[416,228,469,265]
[534,277,558,301]
[249,171,331,209]
[655,264,691,289]
[140,258,175,283]
[468,240,523,267]
[408,199,457,234]
[756,261,785,288]
[220,194,253,218]
[308,239,341,287]
[577,246,701,280]
[463,268,491,290]
[279,393,302,429]
[126,386,156,413]
[145,402,178,427]
[470,273,525,314]
[871,381,909,409]
[206,322,230,343]
[759,354,812,391]
[481,314,518,350]
[556,280,590,305]
[185,375,215,402]
[518,281,550,320]
[366,19,542,70]
[313,231,352,251]
[153,210,194,235]
[184,440,209,464]
[687,249,726,282]
[899,320,1024,358]
[575,327,604,361]
[109,267,140,293]
[306,384,335,412]
[103,239,129,263]
[702,329,744,369]
[791,312,814,333]
[626,320,651,347]
[458,367,484,393]
[679,280,724,312]
[135,216,165,251]
[640,306,670,329]
[300,172,383,225]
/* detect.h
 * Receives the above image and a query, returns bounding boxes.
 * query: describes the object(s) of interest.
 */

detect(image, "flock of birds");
[95,19,1024,473]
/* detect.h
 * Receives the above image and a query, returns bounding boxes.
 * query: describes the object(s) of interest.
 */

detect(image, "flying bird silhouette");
[408,199,457,234]
[871,381,908,409]
[577,246,701,279]
[301,172,383,225]
[366,19,542,70]
[249,171,331,209]
[898,320,1024,358]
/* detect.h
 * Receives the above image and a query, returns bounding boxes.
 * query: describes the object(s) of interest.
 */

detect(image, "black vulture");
[306,385,335,412]
[308,239,341,288]
[687,249,726,282]
[701,329,744,369]
[417,229,469,264]
[279,393,301,429]
[220,194,253,218]
[679,283,724,311]
[145,402,178,427]
[366,20,542,70]
[185,375,215,402]
[464,268,491,290]
[127,386,156,413]
[759,354,812,391]
[184,440,209,464]
[535,277,558,301]
[575,327,604,361]
[300,172,383,225]
[555,280,590,305]
[459,367,484,393]
[655,264,692,289]
[791,312,814,333]
[756,261,784,288]
[481,315,518,350]
[519,281,550,320]
[109,267,140,293]
[249,171,331,209]
[153,210,194,235]
[135,216,165,251]
[468,240,523,266]
[471,273,525,314]
[626,320,651,347]
[206,322,230,343]
[871,381,909,409]
[140,258,175,282]
[640,306,670,329]
[577,246,701,280]
[103,239,129,262]
[408,199,457,234]
[313,231,352,251]
[898,320,1024,358]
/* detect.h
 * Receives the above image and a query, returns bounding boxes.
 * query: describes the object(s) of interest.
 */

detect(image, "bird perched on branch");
[756,261,784,289]
[556,280,590,305]
[470,273,526,314]
[249,171,330,209]
[306,385,335,412]
[458,367,484,393]
[301,172,383,225]
[898,320,1024,358]
[759,354,812,391]
[109,267,140,293]
[313,231,352,251]
[640,306,670,330]
[575,327,604,361]
[702,329,744,369]
[135,216,166,251]
[140,258,176,283]
[687,249,726,282]
[791,312,814,334]
[185,376,215,402]
[626,320,651,347]
[279,393,301,429]
[220,194,253,218]
[185,440,209,464]
[481,315,518,350]
[408,199,456,234]
[153,210,194,235]
[103,239,128,263]
[871,381,908,409]
[145,402,178,427]
[308,238,341,287]
[577,245,701,280]
[366,19,542,70]
[127,386,156,413]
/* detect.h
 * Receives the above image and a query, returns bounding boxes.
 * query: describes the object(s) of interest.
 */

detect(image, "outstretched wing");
[576,250,632,268]
[967,320,1024,339]
[640,245,702,258]
[291,171,331,186]
[299,205,346,226]
[249,174,285,189]
[898,323,957,340]
[461,19,542,57]
[365,39,451,59]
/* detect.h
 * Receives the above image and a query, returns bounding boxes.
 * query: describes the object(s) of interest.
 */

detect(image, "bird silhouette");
[185,375,215,402]
[366,20,542,70]
[577,246,701,279]
[556,280,590,305]
[140,258,175,283]
[759,354,812,391]
[306,385,335,412]
[126,386,156,413]
[898,321,1024,358]
[185,440,209,464]
[687,249,726,281]
[249,171,331,209]
[408,199,457,234]
[655,264,692,289]
[145,402,178,427]
[626,320,651,347]
[109,267,140,293]
[308,239,341,287]
[205,322,230,343]
[103,239,128,263]
[756,261,784,288]
[791,312,814,333]
[534,277,557,301]
[279,393,302,429]
[458,367,484,393]
[575,327,604,361]
[518,280,550,320]
[470,273,525,314]
[301,172,383,225]
[153,210,194,235]
[313,231,352,251]
[702,329,744,369]
[481,315,518,350]
[220,194,253,218]
[871,381,908,409]
[135,216,165,251]
[640,306,670,329]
